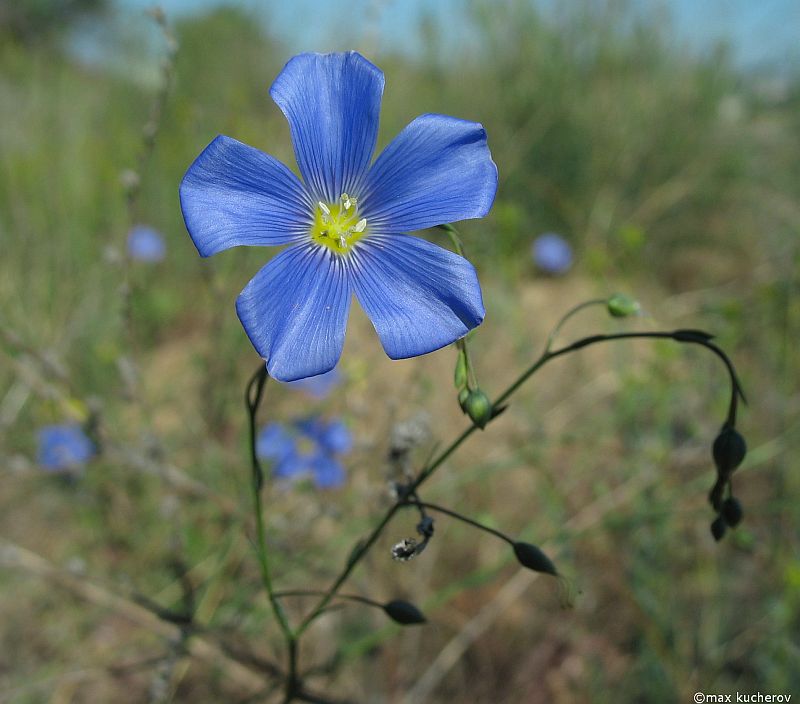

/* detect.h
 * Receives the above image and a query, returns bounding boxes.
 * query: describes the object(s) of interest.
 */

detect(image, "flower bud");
[606,293,640,318]
[454,350,467,389]
[383,600,427,625]
[464,389,492,429]
[710,516,727,542]
[712,425,746,475]
[721,497,743,527]
[512,542,558,576]
[458,387,470,412]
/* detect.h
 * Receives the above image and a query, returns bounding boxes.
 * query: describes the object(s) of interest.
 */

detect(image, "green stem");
[402,500,514,545]
[543,298,608,354]
[276,590,386,610]
[245,366,297,691]
[294,327,743,639]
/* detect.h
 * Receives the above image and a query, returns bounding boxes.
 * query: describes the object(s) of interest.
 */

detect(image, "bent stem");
[294,327,744,637]
[245,366,298,698]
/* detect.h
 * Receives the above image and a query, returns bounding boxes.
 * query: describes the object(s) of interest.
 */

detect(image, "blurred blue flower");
[128,225,166,262]
[256,416,352,489]
[37,424,94,472]
[181,51,497,382]
[282,367,341,399]
[532,233,573,275]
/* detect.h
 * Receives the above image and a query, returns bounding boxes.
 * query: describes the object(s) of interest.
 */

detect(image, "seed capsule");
[383,600,427,625]
[721,497,744,527]
[712,425,747,475]
[710,516,727,542]
[464,389,492,429]
[513,541,558,576]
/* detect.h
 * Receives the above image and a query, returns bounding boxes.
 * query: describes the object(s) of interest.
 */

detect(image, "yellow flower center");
[310,193,367,254]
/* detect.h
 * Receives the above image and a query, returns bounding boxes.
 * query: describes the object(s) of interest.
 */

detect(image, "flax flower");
[180,52,497,381]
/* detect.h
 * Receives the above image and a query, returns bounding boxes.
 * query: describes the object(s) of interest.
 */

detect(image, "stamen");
[311,195,368,254]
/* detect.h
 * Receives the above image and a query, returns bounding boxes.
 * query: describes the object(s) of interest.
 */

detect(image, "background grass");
[1,1,798,702]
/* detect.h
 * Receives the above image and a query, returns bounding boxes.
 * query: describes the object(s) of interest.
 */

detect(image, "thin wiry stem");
[244,366,298,698]
[276,590,386,610]
[401,500,514,545]
[543,298,608,354]
[293,327,744,637]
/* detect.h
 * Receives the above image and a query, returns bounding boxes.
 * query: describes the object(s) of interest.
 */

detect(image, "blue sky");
[110,0,798,70]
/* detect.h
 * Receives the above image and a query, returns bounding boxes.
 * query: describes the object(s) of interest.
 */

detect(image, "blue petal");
[128,225,166,262]
[236,243,351,382]
[273,450,311,480]
[180,135,313,257]
[311,454,346,489]
[360,114,497,233]
[319,419,352,455]
[256,422,297,461]
[349,235,485,359]
[281,366,341,398]
[295,416,352,454]
[38,424,94,471]
[270,52,384,203]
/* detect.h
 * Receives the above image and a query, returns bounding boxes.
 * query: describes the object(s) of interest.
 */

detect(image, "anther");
[354,218,367,233]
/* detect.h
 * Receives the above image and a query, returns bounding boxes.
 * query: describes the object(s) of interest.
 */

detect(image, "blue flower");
[37,424,95,472]
[128,225,166,262]
[532,233,573,275]
[180,52,497,381]
[281,366,341,399]
[256,417,351,489]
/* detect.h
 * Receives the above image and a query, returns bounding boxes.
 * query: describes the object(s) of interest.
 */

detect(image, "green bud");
[454,349,467,389]
[383,600,427,625]
[607,293,640,318]
[512,542,558,576]
[458,387,470,412]
[464,389,492,429]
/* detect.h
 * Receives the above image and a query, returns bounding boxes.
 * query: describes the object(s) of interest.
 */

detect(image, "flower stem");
[294,326,743,637]
[275,590,387,610]
[543,298,608,354]
[245,365,297,692]
[402,500,514,545]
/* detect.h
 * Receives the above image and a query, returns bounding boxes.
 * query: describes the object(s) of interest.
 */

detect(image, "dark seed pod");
[712,425,746,475]
[710,516,727,542]
[513,542,558,576]
[383,600,427,625]
[721,497,744,527]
